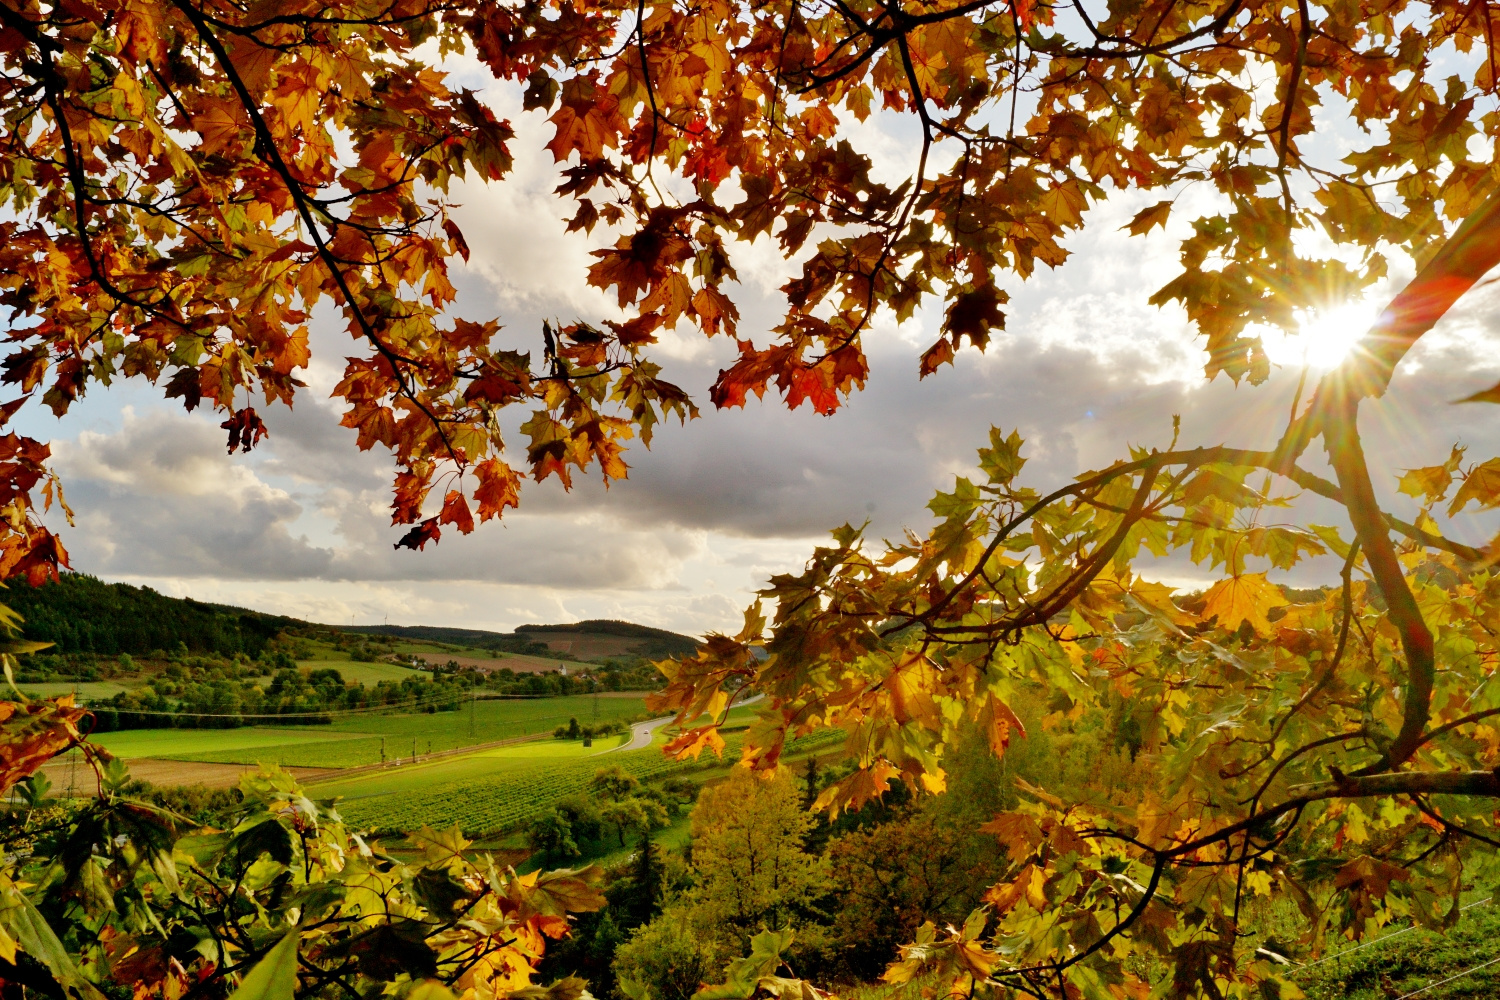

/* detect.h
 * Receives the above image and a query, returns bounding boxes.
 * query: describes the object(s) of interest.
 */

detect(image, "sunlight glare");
[1263,299,1383,371]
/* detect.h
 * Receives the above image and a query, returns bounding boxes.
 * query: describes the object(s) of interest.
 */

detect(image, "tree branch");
[1324,391,1433,770]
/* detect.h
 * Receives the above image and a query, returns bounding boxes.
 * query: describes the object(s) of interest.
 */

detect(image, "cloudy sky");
[17,71,1500,638]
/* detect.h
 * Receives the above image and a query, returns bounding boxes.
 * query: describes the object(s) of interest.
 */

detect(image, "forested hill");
[4,574,701,660]
[3,574,297,657]
[344,620,701,658]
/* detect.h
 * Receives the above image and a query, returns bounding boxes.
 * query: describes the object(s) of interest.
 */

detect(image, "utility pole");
[469,689,476,736]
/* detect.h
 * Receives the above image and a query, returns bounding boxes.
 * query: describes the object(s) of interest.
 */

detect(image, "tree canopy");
[1,0,1496,569]
[4,0,1500,996]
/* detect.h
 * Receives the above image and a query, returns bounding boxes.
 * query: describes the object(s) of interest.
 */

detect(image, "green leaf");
[928,477,980,520]
[227,930,298,1000]
[693,929,798,1000]
[976,427,1026,486]
[0,886,107,999]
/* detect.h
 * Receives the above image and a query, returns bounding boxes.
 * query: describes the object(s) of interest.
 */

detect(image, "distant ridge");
[343,620,701,660]
[4,573,700,663]
[341,624,519,647]
[516,620,693,641]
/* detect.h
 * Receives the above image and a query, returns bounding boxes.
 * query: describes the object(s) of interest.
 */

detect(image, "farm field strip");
[17,681,133,700]
[171,730,633,769]
[71,696,652,767]
[315,695,646,736]
[85,726,371,759]
[293,660,425,685]
[329,727,846,836]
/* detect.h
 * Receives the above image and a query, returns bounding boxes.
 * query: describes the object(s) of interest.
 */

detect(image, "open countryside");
[11,578,1499,1000]
[13,578,774,840]
[7,7,1500,998]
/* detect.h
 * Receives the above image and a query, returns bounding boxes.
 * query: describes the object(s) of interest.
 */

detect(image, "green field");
[321,724,846,836]
[293,660,424,685]
[90,726,368,758]
[15,681,132,701]
[79,695,650,768]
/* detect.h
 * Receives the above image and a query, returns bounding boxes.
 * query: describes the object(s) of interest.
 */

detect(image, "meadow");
[69,694,651,768]
[301,661,425,685]
[16,680,133,700]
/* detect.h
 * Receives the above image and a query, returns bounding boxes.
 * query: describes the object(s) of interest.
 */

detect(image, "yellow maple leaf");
[1200,572,1288,635]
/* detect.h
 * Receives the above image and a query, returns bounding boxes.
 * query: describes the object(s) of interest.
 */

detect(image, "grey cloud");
[50,411,336,580]
[321,509,703,589]
[46,406,709,590]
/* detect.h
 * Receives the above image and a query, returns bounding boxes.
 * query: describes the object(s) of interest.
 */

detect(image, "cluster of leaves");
[650,399,1500,997]
[648,198,1500,994]
[0,0,700,576]
[5,0,1500,578]
[0,693,608,1000]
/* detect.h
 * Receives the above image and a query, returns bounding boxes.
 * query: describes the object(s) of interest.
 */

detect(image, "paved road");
[598,693,765,755]
[607,716,675,753]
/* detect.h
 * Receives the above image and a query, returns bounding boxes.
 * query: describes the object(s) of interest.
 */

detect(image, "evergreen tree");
[802,755,830,854]
[627,833,662,927]
[801,754,819,813]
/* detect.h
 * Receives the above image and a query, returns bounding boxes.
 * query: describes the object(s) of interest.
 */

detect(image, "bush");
[614,909,728,1000]
[528,808,580,859]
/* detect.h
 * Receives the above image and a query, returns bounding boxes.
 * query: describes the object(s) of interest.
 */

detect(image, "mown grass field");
[16,680,133,700]
[92,726,368,758]
[295,660,425,685]
[72,695,650,768]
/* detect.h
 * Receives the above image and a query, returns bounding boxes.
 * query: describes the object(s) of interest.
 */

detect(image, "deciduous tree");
[2,0,1497,574]
[7,0,1500,995]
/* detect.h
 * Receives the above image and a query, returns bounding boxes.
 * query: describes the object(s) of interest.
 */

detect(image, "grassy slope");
[16,681,132,700]
[314,694,646,737]
[311,733,632,799]
[320,723,845,837]
[1294,896,1500,1000]
[86,695,650,768]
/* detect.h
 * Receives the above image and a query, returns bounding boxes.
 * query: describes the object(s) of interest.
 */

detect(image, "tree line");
[5,574,294,658]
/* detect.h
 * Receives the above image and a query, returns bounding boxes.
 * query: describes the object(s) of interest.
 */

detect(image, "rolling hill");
[4,574,701,663]
[343,620,700,660]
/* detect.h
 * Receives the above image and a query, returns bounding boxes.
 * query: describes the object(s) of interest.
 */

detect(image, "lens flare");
[1263,299,1383,370]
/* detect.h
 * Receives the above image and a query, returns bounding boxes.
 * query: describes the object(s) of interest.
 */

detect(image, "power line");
[1292,896,1494,975]
[1395,955,1500,999]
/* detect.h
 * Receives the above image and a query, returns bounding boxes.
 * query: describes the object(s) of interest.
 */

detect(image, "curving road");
[598,693,764,754]
[606,716,675,753]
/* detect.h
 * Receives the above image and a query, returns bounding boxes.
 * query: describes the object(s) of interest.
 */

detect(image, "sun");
[1262,299,1383,371]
